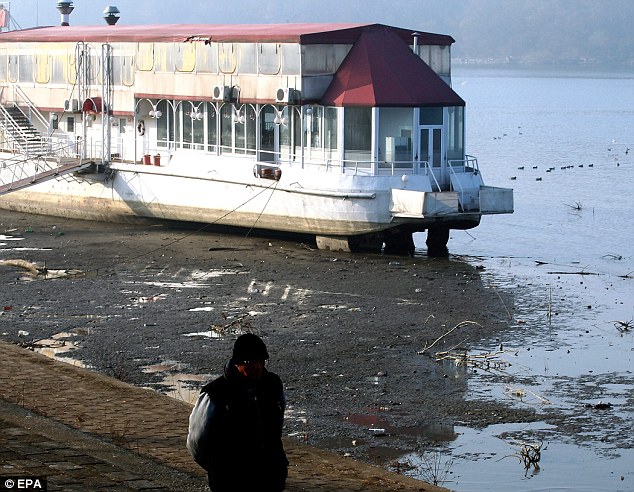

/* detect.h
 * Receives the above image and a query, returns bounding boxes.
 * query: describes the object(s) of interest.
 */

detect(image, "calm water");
[413,68,634,491]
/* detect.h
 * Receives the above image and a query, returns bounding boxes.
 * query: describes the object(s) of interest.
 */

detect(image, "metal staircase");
[0,106,92,196]
[0,104,50,157]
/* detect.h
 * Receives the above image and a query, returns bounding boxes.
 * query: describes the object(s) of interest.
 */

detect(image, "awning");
[320,26,465,108]
[82,97,103,113]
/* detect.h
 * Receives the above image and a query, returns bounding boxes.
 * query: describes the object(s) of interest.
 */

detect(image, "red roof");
[0,23,454,45]
[320,26,464,108]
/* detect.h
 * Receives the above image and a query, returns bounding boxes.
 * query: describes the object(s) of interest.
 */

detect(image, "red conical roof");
[320,26,465,107]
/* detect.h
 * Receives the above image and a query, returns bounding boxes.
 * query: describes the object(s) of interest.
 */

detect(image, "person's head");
[232,333,269,382]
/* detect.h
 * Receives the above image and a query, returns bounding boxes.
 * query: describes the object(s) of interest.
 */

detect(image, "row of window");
[0,42,305,85]
[134,100,464,165]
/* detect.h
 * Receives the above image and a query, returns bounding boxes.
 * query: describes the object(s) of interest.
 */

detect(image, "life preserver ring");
[136,121,145,136]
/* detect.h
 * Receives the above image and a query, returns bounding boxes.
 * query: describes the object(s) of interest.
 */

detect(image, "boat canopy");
[320,26,465,108]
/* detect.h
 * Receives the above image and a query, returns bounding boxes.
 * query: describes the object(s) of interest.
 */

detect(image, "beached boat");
[0,9,513,254]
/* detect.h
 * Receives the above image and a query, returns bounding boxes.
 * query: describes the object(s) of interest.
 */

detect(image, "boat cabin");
[0,23,466,191]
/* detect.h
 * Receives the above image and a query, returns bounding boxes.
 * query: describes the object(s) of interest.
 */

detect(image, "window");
[67,117,75,133]
[344,107,371,163]
[258,43,280,75]
[378,107,413,163]
[197,44,217,73]
[419,107,443,125]
[156,100,172,147]
[206,102,217,152]
[324,107,338,159]
[219,43,237,74]
[447,106,464,162]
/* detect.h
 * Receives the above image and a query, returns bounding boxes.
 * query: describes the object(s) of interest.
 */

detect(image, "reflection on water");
[405,422,634,492]
[33,332,86,368]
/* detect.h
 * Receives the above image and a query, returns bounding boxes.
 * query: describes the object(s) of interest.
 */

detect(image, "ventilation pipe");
[103,6,120,25]
[56,1,74,26]
[412,32,420,56]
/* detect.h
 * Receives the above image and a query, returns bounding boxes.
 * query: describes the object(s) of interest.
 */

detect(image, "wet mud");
[0,210,542,469]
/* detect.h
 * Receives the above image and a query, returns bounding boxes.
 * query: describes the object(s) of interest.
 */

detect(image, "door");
[259,105,277,162]
[419,126,445,190]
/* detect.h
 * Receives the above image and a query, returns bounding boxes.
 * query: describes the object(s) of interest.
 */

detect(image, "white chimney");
[56,1,74,26]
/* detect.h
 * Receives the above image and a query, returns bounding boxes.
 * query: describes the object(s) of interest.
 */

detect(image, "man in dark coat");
[187,333,288,491]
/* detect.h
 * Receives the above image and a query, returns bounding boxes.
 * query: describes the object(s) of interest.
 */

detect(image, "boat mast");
[101,43,113,165]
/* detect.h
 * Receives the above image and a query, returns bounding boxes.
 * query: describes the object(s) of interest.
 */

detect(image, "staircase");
[0,104,92,196]
[0,104,51,157]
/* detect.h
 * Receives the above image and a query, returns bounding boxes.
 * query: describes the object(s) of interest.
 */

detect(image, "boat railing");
[448,155,480,175]
[447,155,481,207]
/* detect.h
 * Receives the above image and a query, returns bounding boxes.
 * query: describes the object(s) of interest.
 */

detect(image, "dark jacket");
[187,360,288,491]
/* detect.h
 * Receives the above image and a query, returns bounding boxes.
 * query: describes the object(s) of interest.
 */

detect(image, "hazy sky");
[4,1,634,67]
[4,0,459,31]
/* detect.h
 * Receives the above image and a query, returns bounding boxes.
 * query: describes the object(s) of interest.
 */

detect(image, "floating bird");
[536,177,542,181]
[532,166,538,169]
[510,176,517,180]
[518,166,524,170]
[578,164,583,168]
[589,163,594,167]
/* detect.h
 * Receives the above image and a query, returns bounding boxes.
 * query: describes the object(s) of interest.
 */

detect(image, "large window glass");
[378,107,413,164]
[18,54,33,83]
[281,44,299,74]
[279,107,300,162]
[220,104,233,154]
[156,100,173,148]
[324,107,338,160]
[344,107,371,163]
[447,106,464,162]
[206,102,217,152]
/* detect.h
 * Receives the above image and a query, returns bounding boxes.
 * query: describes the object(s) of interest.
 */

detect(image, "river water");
[411,68,634,491]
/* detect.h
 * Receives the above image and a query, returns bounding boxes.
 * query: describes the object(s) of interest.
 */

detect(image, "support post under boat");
[426,226,450,257]
[315,234,382,253]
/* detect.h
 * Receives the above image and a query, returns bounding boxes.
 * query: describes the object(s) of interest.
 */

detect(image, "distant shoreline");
[452,61,634,78]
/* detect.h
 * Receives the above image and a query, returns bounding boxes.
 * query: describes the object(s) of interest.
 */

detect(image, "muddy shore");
[0,210,541,474]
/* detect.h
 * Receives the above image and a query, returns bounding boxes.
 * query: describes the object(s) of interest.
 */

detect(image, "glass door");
[419,126,445,190]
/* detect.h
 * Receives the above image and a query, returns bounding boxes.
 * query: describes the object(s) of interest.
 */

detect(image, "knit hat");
[232,333,269,362]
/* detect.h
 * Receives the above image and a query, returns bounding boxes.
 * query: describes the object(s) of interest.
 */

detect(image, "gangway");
[0,153,92,195]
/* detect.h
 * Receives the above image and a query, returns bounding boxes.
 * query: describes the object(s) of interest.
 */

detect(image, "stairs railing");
[11,85,50,133]
[0,104,50,158]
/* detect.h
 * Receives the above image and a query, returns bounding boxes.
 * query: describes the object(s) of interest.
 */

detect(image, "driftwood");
[417,320,481,355]
[0,259,48,276]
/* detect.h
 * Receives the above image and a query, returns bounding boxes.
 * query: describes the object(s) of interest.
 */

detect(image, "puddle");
[345,414,457,442]
[400,422,634,492]
[141,361,212,404]
[32,332,86,368]
[184,330,224,338]
[135,268,247,290]
[0,234,24,241]
[189,306,215,312]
